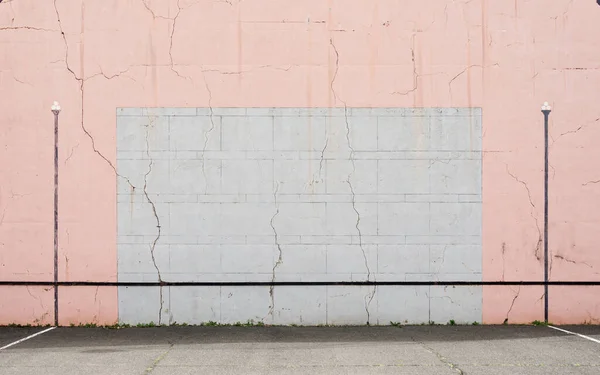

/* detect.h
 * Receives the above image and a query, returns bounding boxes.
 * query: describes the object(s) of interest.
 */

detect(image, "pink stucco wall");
[1,0,599,325]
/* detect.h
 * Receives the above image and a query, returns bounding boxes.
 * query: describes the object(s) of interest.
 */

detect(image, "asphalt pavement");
[1,325,599,374]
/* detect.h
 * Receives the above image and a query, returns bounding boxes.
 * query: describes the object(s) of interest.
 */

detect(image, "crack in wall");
[346,179,369,281]
[53,0,81,82]
[24,284,51,324]
[583,180,600,186]
[54,0,136,190]
[448,63,499,87]
[346,178,375,324]
[10,75,31,86]
[329,38,341,104]
[433,245,448,274]
[63,254,69,276]
[0,206,7,227]
[25,286,45,314]
[448,64,481,90]
[554,254,594,269]
[504,285,521,324]
[448,63,498,99]
[439,294,458,305]
[88,67,137,83]
[64,143,79,165]
[141,0,200,80]
[553,118,600,145]
[429,158,451,168]
[168,0,189,80]
[318,137,328,182]
[268,182,282,318]
[142,120,164,324]
[330,36,374,324]
[505,164,543,261]
[392,34,418,96]
[200,72,215,194]
[140,0,171,20]
[0,26,59,32]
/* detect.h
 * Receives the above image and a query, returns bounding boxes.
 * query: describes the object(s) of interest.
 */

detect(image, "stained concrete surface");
[1,326,599,374]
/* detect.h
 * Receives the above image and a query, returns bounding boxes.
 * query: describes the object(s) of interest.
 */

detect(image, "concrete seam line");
[0,327,56,351]
[548,325,600,344]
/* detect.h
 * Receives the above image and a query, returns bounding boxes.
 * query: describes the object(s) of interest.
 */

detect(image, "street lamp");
[541,101,551,113]
[51,101,60,326]
[541,101,551,323]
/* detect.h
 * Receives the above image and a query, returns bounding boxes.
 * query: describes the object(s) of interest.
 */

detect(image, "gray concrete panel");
[116,108,483,324]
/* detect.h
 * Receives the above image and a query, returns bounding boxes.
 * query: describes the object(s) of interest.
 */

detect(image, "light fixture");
[51,101,61,113]
[541,101,551,112]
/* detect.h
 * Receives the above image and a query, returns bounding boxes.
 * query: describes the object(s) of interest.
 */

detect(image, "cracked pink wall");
[0,0,599,325]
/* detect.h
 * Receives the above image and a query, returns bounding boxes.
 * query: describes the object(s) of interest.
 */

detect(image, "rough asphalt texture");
[1,326,599,374]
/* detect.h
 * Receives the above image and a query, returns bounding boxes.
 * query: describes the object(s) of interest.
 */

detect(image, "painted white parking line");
[0,327,56,351]
[549,325,600,344]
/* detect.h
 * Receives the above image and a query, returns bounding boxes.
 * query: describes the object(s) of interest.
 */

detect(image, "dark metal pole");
[52,102,61,327]
[541,102,551,323]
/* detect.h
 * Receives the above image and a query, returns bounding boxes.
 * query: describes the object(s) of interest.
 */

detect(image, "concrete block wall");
[115,108,482,324]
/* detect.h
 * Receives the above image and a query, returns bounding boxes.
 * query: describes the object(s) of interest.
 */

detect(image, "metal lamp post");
[51,101,61,326]
[541,101,551,323]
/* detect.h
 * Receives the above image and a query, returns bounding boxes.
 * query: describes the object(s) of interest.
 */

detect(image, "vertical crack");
[54,0,80,84]
[504,285,520,324]
[505,165,542,261]
[439,245,448,269]
[392,34,418,96]
[25,286,45,316]
[318,137,328,183]
[269,182,282,318]
[168,0,188,80]
[200,73,215,194]
[347,179,375,324]
[0,205,7,227]
[54,0,136,190]
[330,36,374,324]
[143,119,163,325]
[329,38,340,105]
[346,180,369,280]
